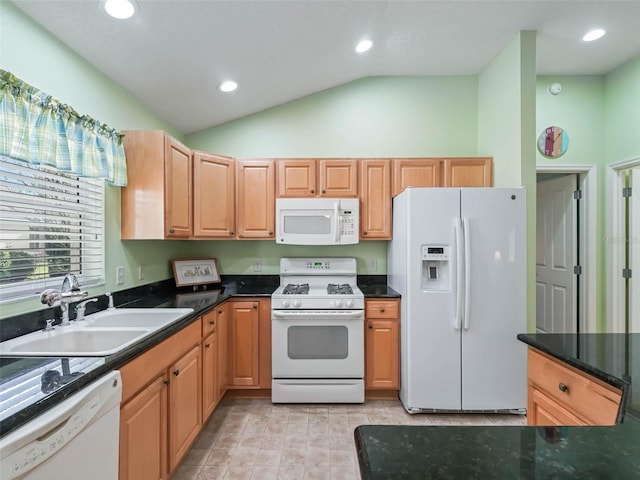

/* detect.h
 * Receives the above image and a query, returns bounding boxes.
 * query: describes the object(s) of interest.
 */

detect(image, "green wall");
[1,2,189,317]
[187,76,479,157]
[477,31,537,331]
[604,55,640,163]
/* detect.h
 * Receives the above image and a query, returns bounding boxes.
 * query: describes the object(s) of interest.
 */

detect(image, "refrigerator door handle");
[454,218,464,330]
[463,217,471,330]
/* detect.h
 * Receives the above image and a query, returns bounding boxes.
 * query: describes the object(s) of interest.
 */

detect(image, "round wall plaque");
[537,126,569,158]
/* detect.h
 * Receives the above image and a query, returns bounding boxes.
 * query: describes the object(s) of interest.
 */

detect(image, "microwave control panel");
[340,210,356,236]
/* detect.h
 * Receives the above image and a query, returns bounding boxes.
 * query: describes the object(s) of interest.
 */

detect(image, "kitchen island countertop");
[356,333,640,479]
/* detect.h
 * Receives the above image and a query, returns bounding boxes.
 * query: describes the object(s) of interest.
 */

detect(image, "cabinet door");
[527,386,587,426]
[119,375,168,480]
[193,152,235,238]
[277,159,316,197]
[228,301,260,387]
[360,159,392,239]
[168,345,202,472]
[319,159,358,197]
[237,159,275,238]
[164,136,192,237]
[217,304,229,399]
[443,157,492,187]
[365,319,399,389]
[392,158,441,196]
[202,331,218,421]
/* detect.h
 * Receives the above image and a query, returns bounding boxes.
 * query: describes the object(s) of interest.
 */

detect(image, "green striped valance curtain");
[0,69,127,186]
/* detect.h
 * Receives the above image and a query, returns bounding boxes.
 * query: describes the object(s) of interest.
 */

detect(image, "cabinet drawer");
[202,312,216,336]
[365,300,398,319]
[527,349,622,425]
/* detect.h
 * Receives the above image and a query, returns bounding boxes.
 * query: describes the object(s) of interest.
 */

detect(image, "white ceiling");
[12,0,640,135]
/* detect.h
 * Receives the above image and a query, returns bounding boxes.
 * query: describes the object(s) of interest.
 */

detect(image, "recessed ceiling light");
[355,39,373,54]
[582,29,605,42]
[100,0,136,19]
[219,81,238,93]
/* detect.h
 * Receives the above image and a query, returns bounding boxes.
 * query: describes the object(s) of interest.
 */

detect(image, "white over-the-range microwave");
[275,198,359,245]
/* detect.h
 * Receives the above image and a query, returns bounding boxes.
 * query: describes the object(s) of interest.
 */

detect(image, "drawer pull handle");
[380,308,385,313]
[558,383,569,393]
[368,323,372,329]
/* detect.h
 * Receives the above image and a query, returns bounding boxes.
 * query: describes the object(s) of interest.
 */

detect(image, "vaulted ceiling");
[12,0,640,134]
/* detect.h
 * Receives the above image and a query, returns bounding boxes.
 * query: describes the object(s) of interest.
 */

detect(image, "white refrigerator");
[388,187,527,413]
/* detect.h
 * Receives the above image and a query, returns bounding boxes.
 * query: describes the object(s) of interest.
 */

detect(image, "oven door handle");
[272,310,364,319]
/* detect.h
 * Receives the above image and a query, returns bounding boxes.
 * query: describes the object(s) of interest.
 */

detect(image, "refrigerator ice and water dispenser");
[420,245,450,291]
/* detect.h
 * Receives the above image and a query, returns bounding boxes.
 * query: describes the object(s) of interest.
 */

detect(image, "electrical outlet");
[116,266,125,285]
[253,260,262,272]
[138,265,145,281]
[368,259,378,272]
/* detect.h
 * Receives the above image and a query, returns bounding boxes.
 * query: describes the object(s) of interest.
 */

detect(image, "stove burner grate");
[327,283,354,295]
[282,283,310,295]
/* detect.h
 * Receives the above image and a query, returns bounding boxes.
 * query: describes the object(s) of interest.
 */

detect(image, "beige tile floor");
[171,397,526,480]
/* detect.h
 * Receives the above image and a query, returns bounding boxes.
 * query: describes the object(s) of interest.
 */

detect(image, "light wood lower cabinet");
[227,298,271,389]
[526,348,622,426]
[216,304,229,400]
[119,375,167,480]
[365,299,400,390]
[168,345,202,471]
[119,320,202,480]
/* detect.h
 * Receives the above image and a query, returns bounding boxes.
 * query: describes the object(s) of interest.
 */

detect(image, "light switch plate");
[253,260,262,272]
[368,259,377,272]
[116,266,125,285]
[138,265,144,281]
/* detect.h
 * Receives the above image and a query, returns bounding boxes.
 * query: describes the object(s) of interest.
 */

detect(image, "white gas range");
[271,257,365,403]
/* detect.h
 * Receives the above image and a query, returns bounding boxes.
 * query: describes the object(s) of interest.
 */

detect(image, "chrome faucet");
[75,298,99,321]
[40,273,88,326]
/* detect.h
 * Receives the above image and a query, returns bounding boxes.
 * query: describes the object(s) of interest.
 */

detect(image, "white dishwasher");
[0,370,121,480]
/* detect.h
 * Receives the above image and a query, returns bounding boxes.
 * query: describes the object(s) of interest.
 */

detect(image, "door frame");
[536,164,597,333]
[607,156,640,333]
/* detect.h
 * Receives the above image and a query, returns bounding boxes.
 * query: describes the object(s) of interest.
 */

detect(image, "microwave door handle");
[334,201,340,244]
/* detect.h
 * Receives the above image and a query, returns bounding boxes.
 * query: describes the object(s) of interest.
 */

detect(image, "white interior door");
[536,175,578,333]
[630,168,640,332]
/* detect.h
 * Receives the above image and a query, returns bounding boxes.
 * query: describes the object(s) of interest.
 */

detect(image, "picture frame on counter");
[172,258,220,287]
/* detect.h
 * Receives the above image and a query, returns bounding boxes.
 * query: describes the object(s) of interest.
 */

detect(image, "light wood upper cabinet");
[360,159,392,240]
[236,159,275,239]
[443,157,492,187]
[392,158,441,196]
[121,130,192,239]
[277,159,358,197]
[319,159,358,197]
[277,159,316,197]
[193,152,235,238]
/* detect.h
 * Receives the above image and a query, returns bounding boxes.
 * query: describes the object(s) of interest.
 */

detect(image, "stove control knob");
[282,299,290,308]
[345,299,354,308]
[334,299,344,308]
[292,299,302,308]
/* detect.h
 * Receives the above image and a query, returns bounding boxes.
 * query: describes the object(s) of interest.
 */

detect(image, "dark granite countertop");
[355,418,640,480]
[0,278,276,438]
[0,275,397,438]
[355,333,640,479]
[359,284,401,298]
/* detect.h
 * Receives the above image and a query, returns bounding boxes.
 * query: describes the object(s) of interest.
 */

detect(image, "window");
[0,155,105,301]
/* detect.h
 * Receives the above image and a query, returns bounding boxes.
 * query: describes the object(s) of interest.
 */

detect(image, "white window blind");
[0,155,105,301]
